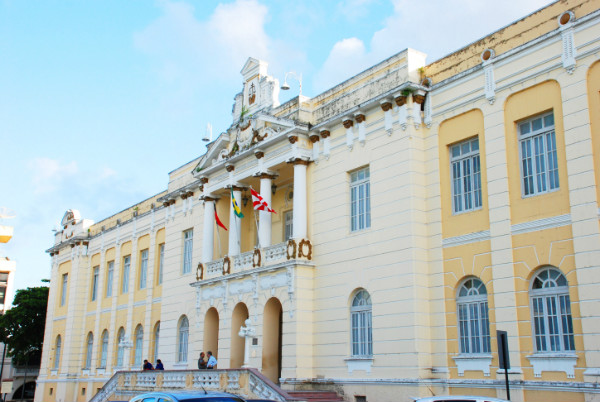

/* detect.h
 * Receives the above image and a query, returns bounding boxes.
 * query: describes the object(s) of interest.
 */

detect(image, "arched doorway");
[230,302,249,368]
[12,381,36,400]
[262,297,283,383]
[204,307,219,358]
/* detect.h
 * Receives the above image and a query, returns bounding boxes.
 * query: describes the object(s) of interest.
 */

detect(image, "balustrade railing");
[89,369,292,402]
[200,239,312,281]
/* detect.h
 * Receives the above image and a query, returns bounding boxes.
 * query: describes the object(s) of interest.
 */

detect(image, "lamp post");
[281,71,302,97]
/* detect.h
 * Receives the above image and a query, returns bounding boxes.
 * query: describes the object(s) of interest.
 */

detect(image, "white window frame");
[100,330,108,368]
[106,261,114,297]
[182,230,193,274]
[85,332,94,369]
[54,335,61,369]
[158,243,164,285]
[351,290,373,357]
[60,273,68,306]
[91,266,99,301]
[134,325,143,366]
[457,278,491,354]
[139,249,148,289]
[518,112,559,197]
[122,255,130,294]
[178,316,189,362]
[284,210,293,240]
[116,328,125,367]
[530,267,575,353]
[350,167,371,232]
[450,138,482,214]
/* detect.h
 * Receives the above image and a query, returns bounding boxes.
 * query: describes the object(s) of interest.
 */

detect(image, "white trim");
[511,214,570,235]
[344,357,373,374]
[443,231,490,248]
[527,353,578,378]
[452,354,492,376]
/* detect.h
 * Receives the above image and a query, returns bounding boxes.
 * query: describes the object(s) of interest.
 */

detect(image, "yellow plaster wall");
[587,61,600,202]
[442,241,497,377]
[438,109,490,238]
[511,225,586,380]
[504,80,570,224]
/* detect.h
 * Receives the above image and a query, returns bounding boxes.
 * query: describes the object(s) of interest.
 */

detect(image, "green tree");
[0,286,49,366]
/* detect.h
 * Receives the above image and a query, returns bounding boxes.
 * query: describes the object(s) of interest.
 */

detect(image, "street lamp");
[281,71,302,97]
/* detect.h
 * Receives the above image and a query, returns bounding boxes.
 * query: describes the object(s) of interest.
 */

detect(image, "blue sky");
[0,0,551,296]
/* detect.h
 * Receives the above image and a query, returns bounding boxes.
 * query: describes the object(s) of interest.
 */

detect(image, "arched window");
[134,325,143,366]
[100,330,109,368]
[54,335,61,369]
[178,316,189,363]
[457,278,491,354]
[153,322,160,363]
[116,328,125,367]
[85,332,94,369]
[351,290,372,357]
[530,267,575,352]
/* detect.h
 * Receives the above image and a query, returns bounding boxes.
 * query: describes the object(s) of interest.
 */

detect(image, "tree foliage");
[0,286,49,366]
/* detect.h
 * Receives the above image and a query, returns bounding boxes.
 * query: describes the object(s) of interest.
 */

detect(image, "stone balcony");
[198,239,314,281]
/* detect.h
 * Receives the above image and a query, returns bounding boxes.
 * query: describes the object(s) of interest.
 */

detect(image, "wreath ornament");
[223,256,231,275]
[298,239,313,260]
[286,239,297,260]
[196,263,204,281]
[253,248,262,268]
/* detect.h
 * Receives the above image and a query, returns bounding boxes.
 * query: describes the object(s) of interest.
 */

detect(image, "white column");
[229,188,242,256]
[259,176,274,247]
[203,199,216,262]
[292,160,308,240]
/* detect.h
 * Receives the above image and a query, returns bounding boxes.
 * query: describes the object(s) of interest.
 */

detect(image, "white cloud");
[29,158,78,194]
[314,0,552,93]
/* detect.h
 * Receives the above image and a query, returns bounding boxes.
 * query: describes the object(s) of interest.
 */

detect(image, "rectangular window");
[60,273,68,306]
[139,249,148,289]
[158,243,164,285]
[519,112,559,196]
[91,266,99,301]
[451,137,482,213]
[284,211,293,240]
[350,167,371,232]
[106,261,114,297]
[0,273,7,305]
[121,255,130,294]
[182,230,193,274]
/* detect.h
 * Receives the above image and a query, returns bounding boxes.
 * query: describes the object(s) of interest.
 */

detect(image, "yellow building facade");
[37,1,600,401]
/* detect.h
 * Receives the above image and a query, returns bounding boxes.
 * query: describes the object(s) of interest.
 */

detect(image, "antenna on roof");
[202,123,213,142]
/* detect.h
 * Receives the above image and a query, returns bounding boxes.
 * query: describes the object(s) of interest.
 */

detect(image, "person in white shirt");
[206,351,217,369]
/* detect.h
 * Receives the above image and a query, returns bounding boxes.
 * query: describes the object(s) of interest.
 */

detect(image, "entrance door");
[262,297,283,383]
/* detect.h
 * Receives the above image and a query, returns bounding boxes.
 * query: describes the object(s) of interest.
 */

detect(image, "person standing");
[155,359,164,370]
[206,351,217,369]
[198,352,207,369]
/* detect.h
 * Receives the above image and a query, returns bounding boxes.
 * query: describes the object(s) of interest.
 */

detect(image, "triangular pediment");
[193,132,231,174]
[240,57,268,81]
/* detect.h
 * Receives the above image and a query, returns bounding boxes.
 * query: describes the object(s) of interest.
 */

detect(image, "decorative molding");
[482,49,496,104]
[259,272,287,290]
[343,118,354,149]
[452,354,492,376]
[344,357,373,374]
[527,353,577,378]
[380,100,393,135]
[511,214,571,235]
[354,113,366,145]
[201,285,226,301]
[558,11,576,74]
[443,230,490,248]
[229,280,255,296]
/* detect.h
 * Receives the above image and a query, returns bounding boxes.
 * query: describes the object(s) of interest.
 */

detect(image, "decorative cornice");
[354,113,366,123]
[254,150,265,159]
[320,129,330,138]
[288,135,299,144]
[342,119,354,128]
[443,230,491,248]
[511,214,571,235]
[380,101,393,112]
[225,164,235,172]
[309,133,320,143]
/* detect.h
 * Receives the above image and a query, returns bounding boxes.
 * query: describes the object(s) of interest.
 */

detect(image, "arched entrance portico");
[230,302,249,368]
[204,307,219,359]
[262,297,283,383]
